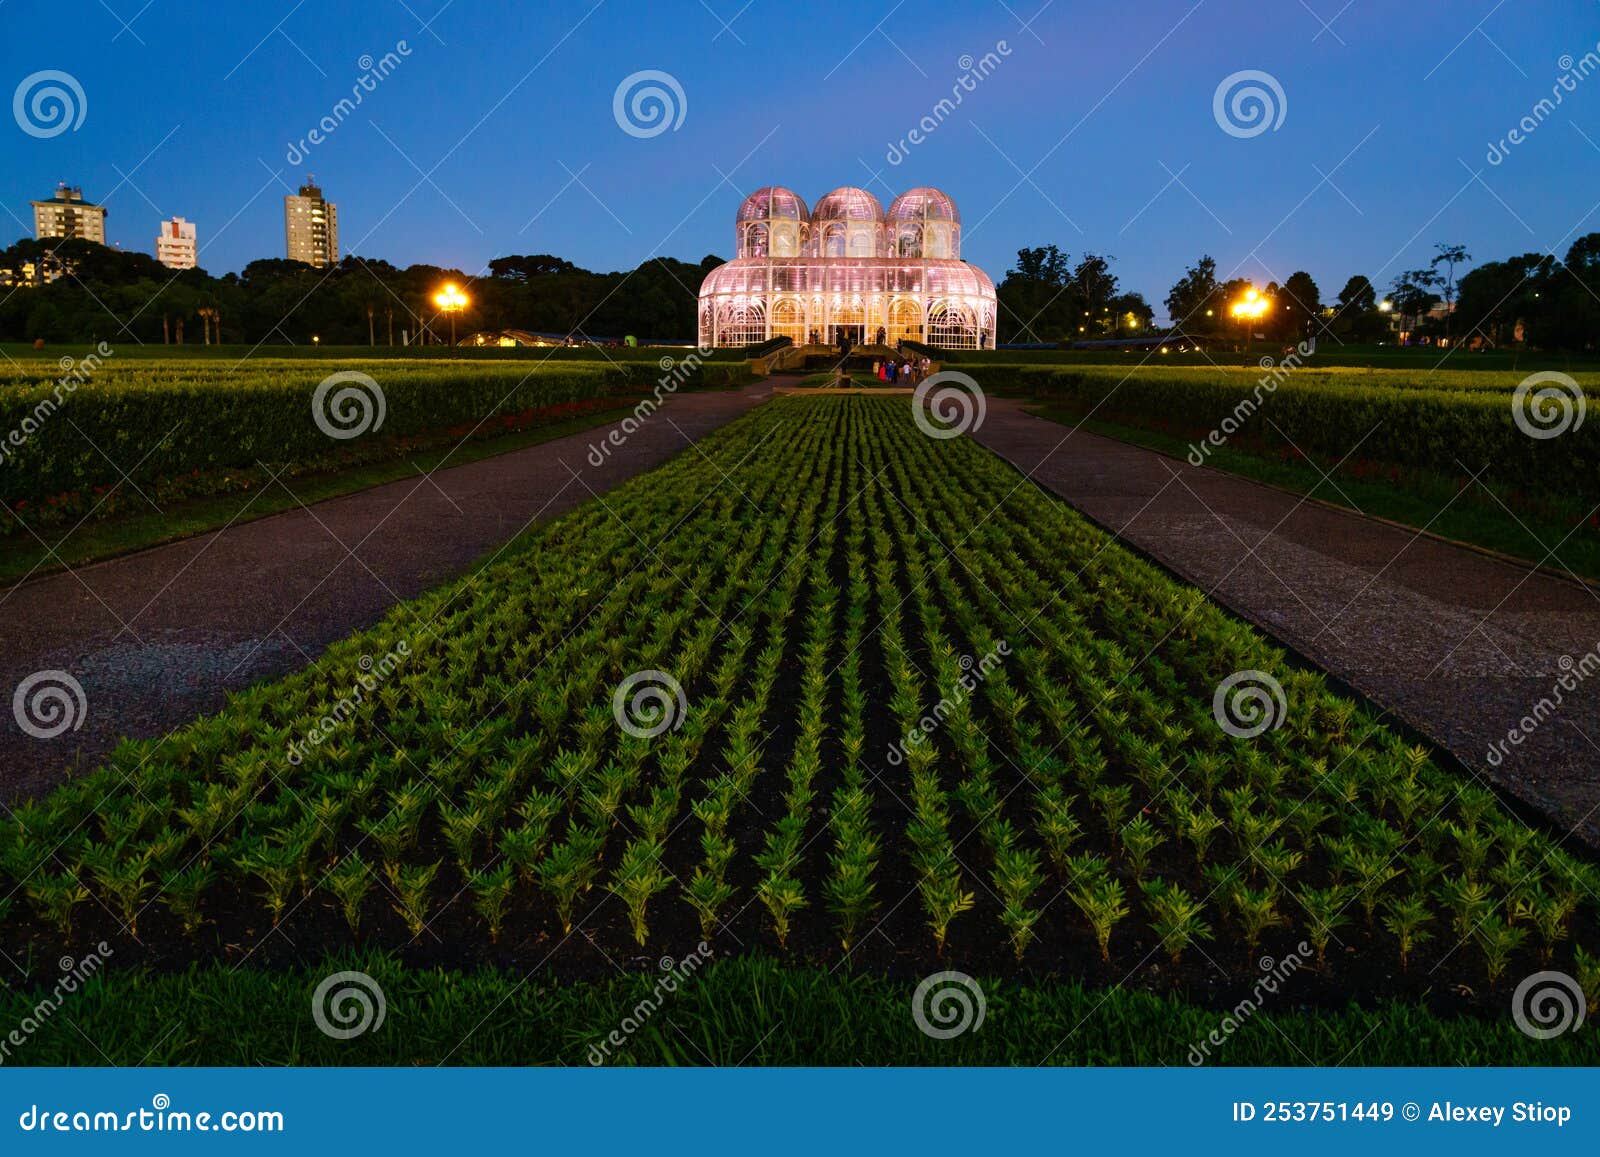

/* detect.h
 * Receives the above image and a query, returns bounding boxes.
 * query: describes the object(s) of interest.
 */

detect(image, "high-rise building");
[155,217,198,270]
[32,184,107,244]
[284,178,338,267]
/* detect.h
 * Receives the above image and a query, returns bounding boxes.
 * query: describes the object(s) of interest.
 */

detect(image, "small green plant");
[161,864,216,936]
[1070,876,1129,962]
[1295,885,1351,969]
[385,860,440,937]
[1119,816,1165,882]
[471,863,516,942]
[1226,883,1287,956]
[757,874,807,948]
[683,868,736,942]
[25,874,90,937]
[922,873,975,955]
[327,853,374,933]
[1474,915,1528,983]
[607,841,671,946]
[1382,894,1434,971]
[1142,880,1212,967]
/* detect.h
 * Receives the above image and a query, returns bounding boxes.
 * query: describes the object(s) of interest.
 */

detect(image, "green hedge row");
[980,364,1599,496]
[0,357,750,514]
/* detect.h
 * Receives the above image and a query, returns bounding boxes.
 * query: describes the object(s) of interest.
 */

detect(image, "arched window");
[848,228,874,257]
[897,226,922,258]
[770,297,806,345]
[928,301,979,349]
[824,224,846,257]
[887,297,922,344]
[717,300,767,346]
[744,222,769,257]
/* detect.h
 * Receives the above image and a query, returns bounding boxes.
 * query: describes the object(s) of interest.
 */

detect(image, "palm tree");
[1430,243,1471,345]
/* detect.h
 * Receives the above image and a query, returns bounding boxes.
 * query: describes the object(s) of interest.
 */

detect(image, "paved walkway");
[0,383,774,799]
[970,398,1600,848]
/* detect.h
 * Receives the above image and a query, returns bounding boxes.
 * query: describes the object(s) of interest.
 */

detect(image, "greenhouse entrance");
[830,324,864,346]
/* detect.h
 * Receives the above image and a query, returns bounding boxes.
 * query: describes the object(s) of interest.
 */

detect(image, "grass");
[0,403,636,586]
[3,953,1595,1066]
[1025,403,1600,585]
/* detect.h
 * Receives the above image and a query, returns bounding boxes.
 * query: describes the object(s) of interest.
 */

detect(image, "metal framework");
[699,185,997,350]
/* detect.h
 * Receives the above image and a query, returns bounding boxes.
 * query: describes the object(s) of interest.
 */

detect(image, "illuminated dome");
[700,184,997,352]
[887,188,959,224]
[737,186,808,222]
[811,187,884,223]
[886,187,962,259]
[809,187,885,259]
[736,186,810,258]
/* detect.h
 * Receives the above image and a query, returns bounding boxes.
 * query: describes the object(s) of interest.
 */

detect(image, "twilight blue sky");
[3,0,1598,321]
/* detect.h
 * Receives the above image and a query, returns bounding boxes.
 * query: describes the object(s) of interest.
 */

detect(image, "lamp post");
[433,283,469,347]
[1229,288,1270,363]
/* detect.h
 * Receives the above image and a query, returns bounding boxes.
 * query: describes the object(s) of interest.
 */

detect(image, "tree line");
[998,235,1600,349]
[8,230,1598,350]
[0,237,718,346]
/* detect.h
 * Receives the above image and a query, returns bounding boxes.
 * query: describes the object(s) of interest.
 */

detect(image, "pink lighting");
[699,184,997,349]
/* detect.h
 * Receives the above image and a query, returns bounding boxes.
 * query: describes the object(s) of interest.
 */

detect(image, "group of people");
[870,354,931,384]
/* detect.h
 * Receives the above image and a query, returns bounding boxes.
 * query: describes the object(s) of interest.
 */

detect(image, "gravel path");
[0,384,774,800]
[969,398,1600,849]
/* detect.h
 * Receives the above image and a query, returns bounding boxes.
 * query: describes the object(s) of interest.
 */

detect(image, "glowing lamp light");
[1229,287,1270,322]
[433,283,470,346]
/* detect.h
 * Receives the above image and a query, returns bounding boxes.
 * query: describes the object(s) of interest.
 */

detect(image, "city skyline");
[4,1,1599,321]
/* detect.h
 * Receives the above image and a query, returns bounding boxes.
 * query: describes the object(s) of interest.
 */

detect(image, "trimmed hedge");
[979,363,1600,497]
[0,357,751,523]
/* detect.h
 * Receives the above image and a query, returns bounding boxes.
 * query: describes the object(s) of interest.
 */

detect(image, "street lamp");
[433,283,469,347]
[1229,287,1270,360]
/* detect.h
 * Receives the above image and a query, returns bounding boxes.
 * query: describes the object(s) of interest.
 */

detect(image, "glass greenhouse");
[698,185,998,350]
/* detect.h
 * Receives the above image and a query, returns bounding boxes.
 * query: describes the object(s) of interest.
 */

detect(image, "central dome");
[811,187,884,223]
